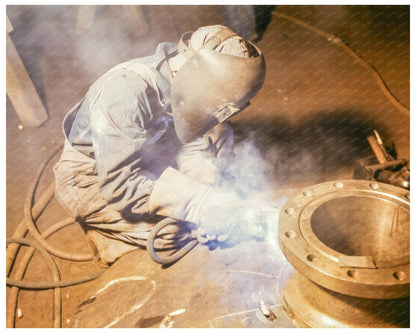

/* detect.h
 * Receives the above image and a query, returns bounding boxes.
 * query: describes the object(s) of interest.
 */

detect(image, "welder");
[53,25,271,267]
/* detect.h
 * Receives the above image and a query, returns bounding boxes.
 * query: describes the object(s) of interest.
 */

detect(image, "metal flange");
[282,272,409,328]
[278,180,410,299]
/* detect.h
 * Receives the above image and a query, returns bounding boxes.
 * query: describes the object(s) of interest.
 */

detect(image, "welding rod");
[373,130,393,161]
[367,135,388,164]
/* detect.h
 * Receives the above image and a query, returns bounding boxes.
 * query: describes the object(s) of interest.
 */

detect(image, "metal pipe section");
[278,180,410,327]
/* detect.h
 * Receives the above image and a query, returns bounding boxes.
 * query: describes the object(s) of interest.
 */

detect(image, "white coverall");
[54,43,233,266]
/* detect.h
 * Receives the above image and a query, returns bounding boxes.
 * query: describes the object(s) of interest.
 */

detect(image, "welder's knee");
[81,227,141,267]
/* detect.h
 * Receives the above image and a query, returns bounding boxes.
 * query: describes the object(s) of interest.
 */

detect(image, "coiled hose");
[24,145,92,262]
[6,218,103,328]
[7,237,62,328]
[6,145,104,328]
[146,218,199,265]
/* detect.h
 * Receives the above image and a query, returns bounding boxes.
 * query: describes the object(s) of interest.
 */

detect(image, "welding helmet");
[170,26,266,143]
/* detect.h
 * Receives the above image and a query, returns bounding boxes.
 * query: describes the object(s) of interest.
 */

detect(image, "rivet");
[306,254,316,262]
[347,269,357,278]
[393,271,406,281]
[285,208,295,215]
[370,183,380,190]
[284,230,296,238]
[334,182,344,188]
[303,190,313,197]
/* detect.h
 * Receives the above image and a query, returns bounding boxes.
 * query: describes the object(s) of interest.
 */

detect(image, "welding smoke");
[216,132,279,197]
[214,133,288,249]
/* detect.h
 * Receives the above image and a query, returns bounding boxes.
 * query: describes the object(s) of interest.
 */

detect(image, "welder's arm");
[149,166,263,241]
[176,122,234,186]
[90,71,156,217]
[176,136,218,186]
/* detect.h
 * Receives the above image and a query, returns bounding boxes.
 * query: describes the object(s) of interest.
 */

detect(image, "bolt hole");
[306,254,316,262]
[347,270,357,278]
[303,190,313,197]
[334,182,344,188]
[370,183,380,190]
[285,208,295,215]
[393,271,406,281]
[284,230,296,238]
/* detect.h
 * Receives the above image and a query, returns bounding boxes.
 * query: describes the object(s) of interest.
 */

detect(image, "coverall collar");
[154,42,178,110]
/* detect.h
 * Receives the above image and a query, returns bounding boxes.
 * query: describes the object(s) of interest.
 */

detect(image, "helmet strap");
[178,28,238,59]
[203,28,237,50]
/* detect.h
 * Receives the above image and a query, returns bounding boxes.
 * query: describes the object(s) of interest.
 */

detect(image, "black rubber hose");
[6,237,61,328]
[146,218,199,265]
[6,181,56,277]
[7,217,102,328]
[23,144,92,261]
[6,218,105,291]
[6,271,104,290]
[7,217,71,328]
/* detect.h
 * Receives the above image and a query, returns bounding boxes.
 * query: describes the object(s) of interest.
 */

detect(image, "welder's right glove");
[149,167,259,242]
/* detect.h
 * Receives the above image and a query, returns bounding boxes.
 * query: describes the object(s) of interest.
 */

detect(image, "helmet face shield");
[171,39,265,143]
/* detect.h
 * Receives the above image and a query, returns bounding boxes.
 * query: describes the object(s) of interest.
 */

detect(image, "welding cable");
[23,144,92,262]
[6,146,61,277]
[7,217,62,328]
[6,218,105,328]
[272,10,410,117]
[6,271,104,290]
[146,218,199,265]
[6,181,56,277]
[6,145,96,328]
[6,237,61,328]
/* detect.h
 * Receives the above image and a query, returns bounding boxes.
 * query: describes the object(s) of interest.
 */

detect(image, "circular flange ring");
[278,180,410,299]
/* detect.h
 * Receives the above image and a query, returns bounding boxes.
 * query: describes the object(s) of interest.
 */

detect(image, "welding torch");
[146,201,279,265]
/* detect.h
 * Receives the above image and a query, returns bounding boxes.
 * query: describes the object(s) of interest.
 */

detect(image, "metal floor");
[6,5,410,328]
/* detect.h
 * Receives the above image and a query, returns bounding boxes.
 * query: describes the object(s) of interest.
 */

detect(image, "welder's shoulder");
[89,67,149,110]
[103,65,149,95]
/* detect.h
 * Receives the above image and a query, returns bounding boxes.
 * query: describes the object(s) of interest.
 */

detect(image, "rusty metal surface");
[279,180,410,299]
[6,6,410,328]
[69,238,295,328]
[282,272,409,328]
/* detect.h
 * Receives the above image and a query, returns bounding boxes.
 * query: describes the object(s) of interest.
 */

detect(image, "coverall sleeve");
[89,70,155,218]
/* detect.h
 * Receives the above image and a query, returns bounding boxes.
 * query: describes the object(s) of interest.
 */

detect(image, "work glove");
[149,167,266,243]
[190,188,249,243]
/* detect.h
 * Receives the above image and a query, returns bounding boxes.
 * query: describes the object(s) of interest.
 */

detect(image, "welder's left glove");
[149,167,267,243]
